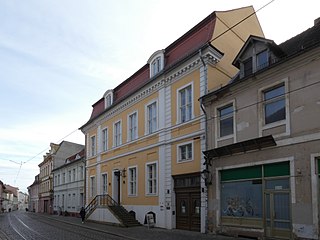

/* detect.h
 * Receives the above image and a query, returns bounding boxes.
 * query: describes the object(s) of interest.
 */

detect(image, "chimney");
[315,17,320,26]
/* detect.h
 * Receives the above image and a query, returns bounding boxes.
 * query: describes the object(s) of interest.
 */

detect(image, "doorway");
[176,191,200,231]
[113,171,121,204]
[264,178,291,239]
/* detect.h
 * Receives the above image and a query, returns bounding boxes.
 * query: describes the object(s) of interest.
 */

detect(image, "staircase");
[85,194,140,227]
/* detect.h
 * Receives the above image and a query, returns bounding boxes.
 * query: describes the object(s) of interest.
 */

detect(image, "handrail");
[84,194,118,218]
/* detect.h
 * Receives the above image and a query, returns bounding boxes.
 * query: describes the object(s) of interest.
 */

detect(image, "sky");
[0,0,318,193]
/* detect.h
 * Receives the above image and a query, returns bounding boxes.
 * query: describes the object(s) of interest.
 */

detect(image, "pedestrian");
[79,207,85,223]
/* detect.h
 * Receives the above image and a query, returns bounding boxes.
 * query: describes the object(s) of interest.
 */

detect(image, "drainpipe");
[199,49,208,95]
[199,49,209,233]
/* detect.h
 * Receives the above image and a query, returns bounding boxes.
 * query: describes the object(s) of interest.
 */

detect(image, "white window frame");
[90,135,96,157]
[90,176,96,197]
[113,120,122,147]
[79,166,84,181]
[145,161,158,196]
[127,111,138,142]
[177,82,194,124]
[145,100,158,135]
[148,50,164,78]
[128,166,138,197]
[217,103,235,138]
[177,141,194,163]
[102,128,108,152]
[104,90,113,109]
[258,78,290,137]
[215,100,236,142]
[101,173,108,194]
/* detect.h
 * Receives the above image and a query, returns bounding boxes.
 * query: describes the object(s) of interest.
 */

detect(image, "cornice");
[83,48,221,131]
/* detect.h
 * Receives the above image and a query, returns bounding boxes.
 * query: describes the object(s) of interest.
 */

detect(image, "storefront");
[220,161,291,239]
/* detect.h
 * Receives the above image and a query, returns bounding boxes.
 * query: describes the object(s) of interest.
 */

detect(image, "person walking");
[79,207,85,223]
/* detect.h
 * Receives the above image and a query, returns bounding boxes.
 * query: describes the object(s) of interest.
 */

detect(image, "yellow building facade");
[80,6,264,232]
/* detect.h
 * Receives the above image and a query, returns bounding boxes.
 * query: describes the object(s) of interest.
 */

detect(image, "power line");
[210,0,276,44]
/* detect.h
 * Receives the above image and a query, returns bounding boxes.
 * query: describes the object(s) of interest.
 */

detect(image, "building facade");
[80,6,264,232]
[2,185,19,212]
[28,174,40,212]
[52,148,85,216]
[201,19,320,239]
[38,141,84,214]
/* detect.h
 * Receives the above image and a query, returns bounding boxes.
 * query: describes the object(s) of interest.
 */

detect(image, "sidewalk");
[39,213,250,240]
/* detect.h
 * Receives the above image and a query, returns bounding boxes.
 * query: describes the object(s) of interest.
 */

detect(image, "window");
[104,90,113,109]
[263,84,285,124]
[218,104,234,137]
[102,174,108,194]
[102,128,108,152]
[114,121,122,147]
[62,173,66,184]
[256,50,268,70]
[128,167,137,196]
[57,174,60,185]
[152,57,161,77]
[90,176,96,197]
[147,102,157,134]
[178,143,193,162]
[79,166,84,180]
[68,170,71,182]
[179,85,192,123]
[128,112,138,141]
[73,169,76,182]
[243,57,253,77]
[146,163,157,195]
[90,136,96,157]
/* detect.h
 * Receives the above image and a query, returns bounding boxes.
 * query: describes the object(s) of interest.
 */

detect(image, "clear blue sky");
[0,0,318,193]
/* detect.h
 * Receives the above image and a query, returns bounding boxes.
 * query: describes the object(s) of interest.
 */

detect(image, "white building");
[52,149,85,216]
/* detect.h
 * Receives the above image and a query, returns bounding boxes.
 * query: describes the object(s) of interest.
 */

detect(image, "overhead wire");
[6,0,278,186]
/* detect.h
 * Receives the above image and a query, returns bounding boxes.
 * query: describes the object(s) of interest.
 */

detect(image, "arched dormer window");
[147,50,165,78]
[103,90,113,109]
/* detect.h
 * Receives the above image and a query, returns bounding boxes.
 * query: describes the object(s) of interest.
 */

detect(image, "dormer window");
[152,57,161,76]
[104,90,113,109]
[256,50,268,70]
[148,50,165,78]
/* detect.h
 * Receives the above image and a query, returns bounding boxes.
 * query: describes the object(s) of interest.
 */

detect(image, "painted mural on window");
[221,180,262,218]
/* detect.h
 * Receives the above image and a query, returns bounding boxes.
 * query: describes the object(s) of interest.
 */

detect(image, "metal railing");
[84,194,118,219]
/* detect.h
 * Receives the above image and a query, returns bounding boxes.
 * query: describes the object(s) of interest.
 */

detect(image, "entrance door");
[113,171,120,203]
[265,191,291,239]
[176,192,200,231]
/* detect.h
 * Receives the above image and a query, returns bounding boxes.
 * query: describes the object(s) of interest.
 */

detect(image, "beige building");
[80,6,264,232]
[201,19,320,239]
[38,141,84,214]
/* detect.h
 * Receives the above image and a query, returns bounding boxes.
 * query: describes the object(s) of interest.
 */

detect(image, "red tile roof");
[83,11,217,127]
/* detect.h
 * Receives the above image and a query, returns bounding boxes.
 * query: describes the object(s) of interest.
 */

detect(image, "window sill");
[262,120,286,130]
[177,159,193,164]
[217,134,234,142]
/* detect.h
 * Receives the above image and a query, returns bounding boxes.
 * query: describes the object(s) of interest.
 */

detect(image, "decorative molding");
[85,48,221,130]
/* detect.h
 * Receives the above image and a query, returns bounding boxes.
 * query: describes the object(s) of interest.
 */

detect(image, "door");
[265,191,291,239]
[176,192,200,231]
[113,171,120,204]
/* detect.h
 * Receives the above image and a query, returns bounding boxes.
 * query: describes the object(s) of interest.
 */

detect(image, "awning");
[203,135,276,160]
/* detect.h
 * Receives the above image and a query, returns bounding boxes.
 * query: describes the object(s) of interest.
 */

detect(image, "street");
[0,211,129,240]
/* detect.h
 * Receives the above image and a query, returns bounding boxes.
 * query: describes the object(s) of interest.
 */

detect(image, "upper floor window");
[128,112,138,141]
[263,84,286,124]
[79,166,84,180]
[146,102,157,134]
[72,169,76,182]
[243,57,253,77]
[178,142,193,163]
[114,121,122,147]
[68,170,72,183]
[148,50,164,78]
[218,104,234,137]
[102,128,108,152]
[62,173,66,184]
[104,90,113,109]
[256,50,268,70]
[90,136,96,157]
[152,57,161,76]
[146,162,157,195]
[179,85,192,123]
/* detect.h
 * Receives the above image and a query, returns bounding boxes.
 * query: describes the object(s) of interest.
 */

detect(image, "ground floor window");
[220,161,290,229]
